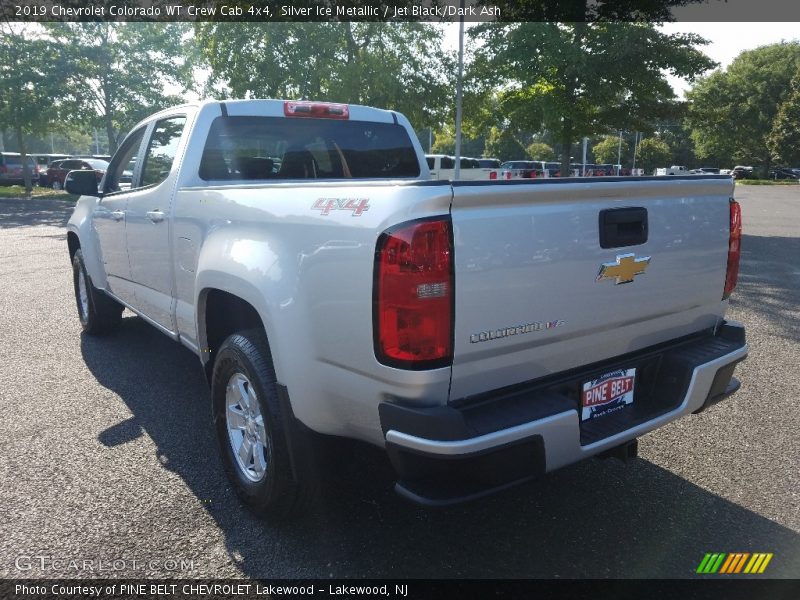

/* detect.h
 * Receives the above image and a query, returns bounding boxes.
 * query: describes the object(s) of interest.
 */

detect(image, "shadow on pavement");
[734,234,800,344]
[81,316,800,579]
[0,197,73,229]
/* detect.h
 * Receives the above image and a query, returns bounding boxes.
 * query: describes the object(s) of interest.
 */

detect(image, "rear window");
[477,159,500,168]
[200,116,420,181]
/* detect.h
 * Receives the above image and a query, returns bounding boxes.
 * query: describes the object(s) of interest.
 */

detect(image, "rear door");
[125,115,188,332]
[448,177,734,400]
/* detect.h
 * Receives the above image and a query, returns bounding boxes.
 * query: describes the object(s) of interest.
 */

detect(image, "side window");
[105,127,146,194]
[426,157,435,170]
[441,156,455,169]
[141,116,186,188]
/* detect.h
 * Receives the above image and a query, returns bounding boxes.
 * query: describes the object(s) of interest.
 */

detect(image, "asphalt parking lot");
[0,184,798,580]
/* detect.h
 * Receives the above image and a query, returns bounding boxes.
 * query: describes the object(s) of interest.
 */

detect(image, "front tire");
[211,329,310,518]
[72,249,123,334]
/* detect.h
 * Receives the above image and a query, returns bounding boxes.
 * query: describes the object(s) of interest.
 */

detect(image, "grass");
[0,185,77,201]
[735,179,800,186]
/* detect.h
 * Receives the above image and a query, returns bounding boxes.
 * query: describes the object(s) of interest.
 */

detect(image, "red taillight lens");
[284,101,349,119]
[489,171,497,180]
[374,218,453,369]
[723,199,742,299]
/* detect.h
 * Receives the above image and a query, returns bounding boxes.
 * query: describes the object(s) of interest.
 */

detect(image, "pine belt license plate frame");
[581,368,636,421]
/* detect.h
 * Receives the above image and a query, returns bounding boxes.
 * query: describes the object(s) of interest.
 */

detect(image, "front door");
[92,127,147,306]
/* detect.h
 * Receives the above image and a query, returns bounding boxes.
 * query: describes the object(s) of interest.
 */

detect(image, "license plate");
[581,368,636,421]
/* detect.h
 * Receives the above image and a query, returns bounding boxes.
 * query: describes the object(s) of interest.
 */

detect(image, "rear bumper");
[379,321,748,506]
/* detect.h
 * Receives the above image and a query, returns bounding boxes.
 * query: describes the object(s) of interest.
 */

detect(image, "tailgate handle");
[599,207,648,249]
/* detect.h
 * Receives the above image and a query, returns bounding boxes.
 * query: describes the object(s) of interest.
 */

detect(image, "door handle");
[110,210,125,221]
[146,210,165,223]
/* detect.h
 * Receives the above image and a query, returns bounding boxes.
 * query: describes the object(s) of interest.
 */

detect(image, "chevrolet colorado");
[65,99,747,516]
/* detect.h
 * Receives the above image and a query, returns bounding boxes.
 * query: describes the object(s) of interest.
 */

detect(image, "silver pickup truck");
[66,99,747,516]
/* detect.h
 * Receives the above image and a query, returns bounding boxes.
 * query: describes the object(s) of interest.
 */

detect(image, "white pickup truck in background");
[655,165,690,176]
[65,99,747,516]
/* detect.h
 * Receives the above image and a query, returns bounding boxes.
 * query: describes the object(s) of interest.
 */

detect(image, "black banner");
[2,579,800,600]
[3,0,800,22]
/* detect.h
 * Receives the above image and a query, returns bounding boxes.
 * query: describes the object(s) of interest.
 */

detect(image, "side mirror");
[64,170,99,196]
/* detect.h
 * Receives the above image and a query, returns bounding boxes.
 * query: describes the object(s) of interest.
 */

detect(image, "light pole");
[453,0,465,180]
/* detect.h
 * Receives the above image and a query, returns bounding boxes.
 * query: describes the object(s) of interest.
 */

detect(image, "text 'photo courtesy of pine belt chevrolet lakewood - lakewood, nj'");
[64,98,747,516]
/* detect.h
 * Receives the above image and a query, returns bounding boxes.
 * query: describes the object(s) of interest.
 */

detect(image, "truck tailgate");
[449,176,735,400]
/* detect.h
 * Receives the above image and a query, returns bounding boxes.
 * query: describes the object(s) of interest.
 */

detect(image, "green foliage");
[46,23,195,152]
[195,23,453,131]
[635,137,671,174]
[767,72,800,167]
[592,135,628,165]
[526,142,555,161]
[659,125,698,168]
[0,24,61,193]
[469,22,715,172]
[431,128,455,155]
[686,42,800,170]
[484,127,526,162]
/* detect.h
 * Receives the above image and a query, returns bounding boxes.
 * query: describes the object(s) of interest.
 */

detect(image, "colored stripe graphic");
[698,552,773,574]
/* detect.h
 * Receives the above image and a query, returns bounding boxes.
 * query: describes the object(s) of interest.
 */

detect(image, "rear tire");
[72,249,123,335]
[52,180,62,190]
[211,329,313,519]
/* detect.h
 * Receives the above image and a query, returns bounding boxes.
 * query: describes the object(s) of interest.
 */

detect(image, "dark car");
[769,167,800,180]
[0,152,39,185]
[47,158,109,190]
[731,166,754,180]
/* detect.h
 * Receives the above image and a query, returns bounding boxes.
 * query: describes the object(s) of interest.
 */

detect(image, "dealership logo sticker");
[696,552,773,574]
[312,198,370,216]
[581,368,635,421]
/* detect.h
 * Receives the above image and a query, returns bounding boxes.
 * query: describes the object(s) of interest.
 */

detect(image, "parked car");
[426,154,487,181]
[0,152,39,185]
[47,158,109,190]
[655,166,690,176]
[33,154,71,186]
[769,167,800,180]
[498,160,546,179]
[39,159,66,187]
[731,166,754,180]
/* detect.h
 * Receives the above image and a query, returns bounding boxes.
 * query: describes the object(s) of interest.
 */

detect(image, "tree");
[484,127,526,162]
[469,23,715,175]
[593,135,629,165]
[526,142,556,161]
[767,71,800,167]
[0,24,60,195]
[46,23,195,153]
[635,137,671,174]
[686,42,800,173]
[195,23,453,132]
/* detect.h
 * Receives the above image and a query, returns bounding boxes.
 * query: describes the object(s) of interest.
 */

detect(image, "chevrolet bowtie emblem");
[596,253,651,284]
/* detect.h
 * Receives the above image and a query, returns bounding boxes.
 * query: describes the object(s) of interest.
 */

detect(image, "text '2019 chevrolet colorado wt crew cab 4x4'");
[65,99,747,516]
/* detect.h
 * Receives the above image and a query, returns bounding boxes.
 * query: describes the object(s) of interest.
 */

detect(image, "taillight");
[374,217,453,369]
[723,199,742,299]
[284,101,349,119]
[489,171,497,180]
[504,171,512,180]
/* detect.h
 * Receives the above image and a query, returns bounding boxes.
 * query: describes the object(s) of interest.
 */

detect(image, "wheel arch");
[196,279,282,386]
